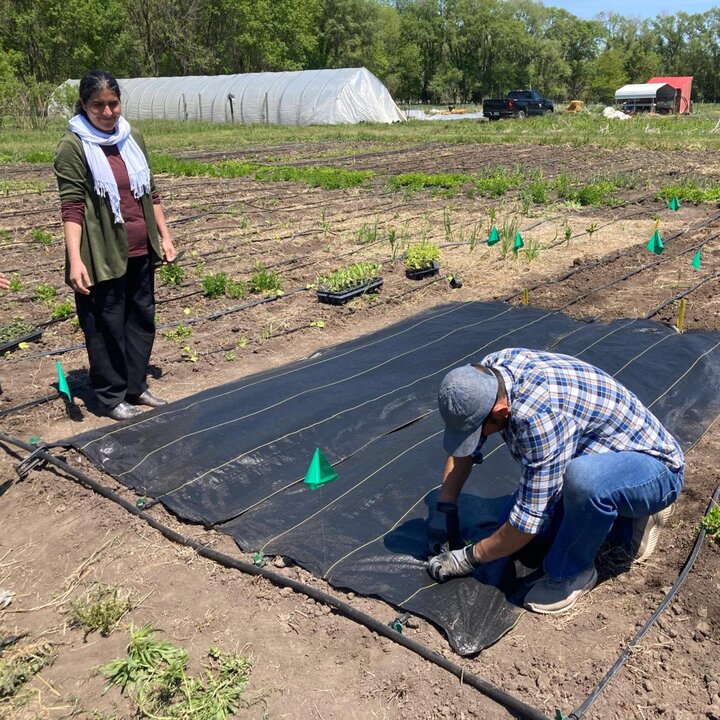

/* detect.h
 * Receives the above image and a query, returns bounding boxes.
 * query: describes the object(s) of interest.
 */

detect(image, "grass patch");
[101,624,253,720]
[30,228,53,246]
[554,172,636,206]
[70,583,132,637]
[472,167,524,197]
[389,171,469,193]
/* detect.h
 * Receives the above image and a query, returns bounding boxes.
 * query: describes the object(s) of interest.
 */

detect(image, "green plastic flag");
[304,448,338,489]
[56,360,71,401]
[691,249,701,270]
[668,196,681,211]
[513,231,524,251]
[646,229,663,255]
[486,226,500,246]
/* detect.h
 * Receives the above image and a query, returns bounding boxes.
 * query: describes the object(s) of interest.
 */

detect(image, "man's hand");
[426,501,461,557]
[427,545,480,583]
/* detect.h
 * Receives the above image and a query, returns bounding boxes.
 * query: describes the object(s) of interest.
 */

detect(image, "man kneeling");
[427,348,684,614]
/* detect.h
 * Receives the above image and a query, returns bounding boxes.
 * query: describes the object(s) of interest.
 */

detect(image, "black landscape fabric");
[69,302,720,655]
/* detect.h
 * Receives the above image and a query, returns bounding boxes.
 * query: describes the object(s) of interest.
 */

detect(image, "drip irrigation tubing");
[644,272,720,320]
[568,480,720,720]
[0,432,551,720]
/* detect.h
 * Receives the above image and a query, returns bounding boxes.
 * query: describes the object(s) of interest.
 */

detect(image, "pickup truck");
[482,90,554,120]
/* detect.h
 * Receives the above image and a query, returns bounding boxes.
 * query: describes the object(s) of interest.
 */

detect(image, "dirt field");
[1,139,719,720]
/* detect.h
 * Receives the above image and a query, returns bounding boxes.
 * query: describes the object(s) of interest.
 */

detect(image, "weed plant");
[71,584,132,637]
[249,262,283,294]
[226,279,248,299]
[49,299,74,320]
[389,172,469,193]
[473,167,523,197]
[657,180,720,204]
[405,240,441,269]
[158,263,186,286]
[317,262,382,293]
[31,228,53,246]
[498,217,519,259]
[356,220,379,244]
[201,272,228,298]
[0,640,57,700]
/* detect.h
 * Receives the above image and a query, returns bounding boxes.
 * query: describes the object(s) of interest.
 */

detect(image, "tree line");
[1,0,719,121]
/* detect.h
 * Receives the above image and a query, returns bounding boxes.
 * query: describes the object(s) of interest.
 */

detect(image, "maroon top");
[60,145,161,258]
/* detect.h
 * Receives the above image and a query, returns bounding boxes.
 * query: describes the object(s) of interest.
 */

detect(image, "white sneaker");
[632,504,675,562]
[524,565,598,615]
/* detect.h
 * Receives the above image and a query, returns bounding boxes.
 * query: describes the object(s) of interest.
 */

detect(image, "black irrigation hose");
[643,271,720,320]
[0,432,550,720]
[0,391,61,418]
[568,481,720,720]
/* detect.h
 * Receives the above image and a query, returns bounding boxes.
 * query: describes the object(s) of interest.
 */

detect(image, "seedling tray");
[405,261,440,280]
[316,278,383,305]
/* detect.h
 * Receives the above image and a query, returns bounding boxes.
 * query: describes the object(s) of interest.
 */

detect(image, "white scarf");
[68,114,151,224]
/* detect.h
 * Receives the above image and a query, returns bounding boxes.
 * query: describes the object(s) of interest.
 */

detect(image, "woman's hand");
[160,235,177,264]
[69,259,92,295]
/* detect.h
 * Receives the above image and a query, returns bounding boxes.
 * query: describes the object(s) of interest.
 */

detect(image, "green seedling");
[702,504,720,542]
[236,336,249,349]
[226,279,248,300]
[585,222,599,239]
[33,283,57,303]
[181,345,199,362]
[317,261,382,293]
[405,240,441,270]
[224,351,236,361]
[356,220,379,245]
[164,325,193,341]
[8,274,23,291]
[563,223,573,244]
[310,319,326,329]
[0,320,34,345]
[50,300,74,320]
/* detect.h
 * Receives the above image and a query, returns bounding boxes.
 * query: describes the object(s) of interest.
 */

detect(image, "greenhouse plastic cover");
[54,68,406,126]
[69,302,720,655]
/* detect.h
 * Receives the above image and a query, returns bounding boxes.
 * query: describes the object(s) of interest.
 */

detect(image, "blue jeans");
[542,452,683,580]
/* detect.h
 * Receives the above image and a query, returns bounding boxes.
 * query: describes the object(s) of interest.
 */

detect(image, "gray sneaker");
[632,504,675,562]
[524,565,598,614]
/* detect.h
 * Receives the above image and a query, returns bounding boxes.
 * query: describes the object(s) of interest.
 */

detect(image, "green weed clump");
[158,263,186,286]
[702,505,720,541]
[201,272,228,298]
[31,228,53,246]
[101,625,252,720]
[70,584,132,637]
[226,279,248,299]
[389,172,469,193]
[473,167,523,197]
[254,165,373,189]
[0,640,57,700]
[317,261,382,293]
[657,180,720,204]
[164,325,193,341]
[249,262,283,294]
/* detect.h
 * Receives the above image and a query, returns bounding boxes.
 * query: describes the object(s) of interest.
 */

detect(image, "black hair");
[74,70,121,117]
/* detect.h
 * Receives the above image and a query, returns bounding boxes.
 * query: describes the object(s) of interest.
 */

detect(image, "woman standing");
[54,70,176,420]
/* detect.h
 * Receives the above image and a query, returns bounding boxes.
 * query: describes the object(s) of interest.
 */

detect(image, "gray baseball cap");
[438,365,498,457]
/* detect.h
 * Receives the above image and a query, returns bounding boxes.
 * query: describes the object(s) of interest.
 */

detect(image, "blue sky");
[545,0,717,19]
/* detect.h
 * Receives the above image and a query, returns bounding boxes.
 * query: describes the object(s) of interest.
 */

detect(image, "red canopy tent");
[648,76,693,113]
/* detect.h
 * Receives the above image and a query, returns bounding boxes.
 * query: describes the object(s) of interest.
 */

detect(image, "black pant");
[75,256,155,412]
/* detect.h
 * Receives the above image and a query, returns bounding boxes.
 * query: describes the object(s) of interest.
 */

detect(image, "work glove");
[427,545,480,583]
[426,501,462,557]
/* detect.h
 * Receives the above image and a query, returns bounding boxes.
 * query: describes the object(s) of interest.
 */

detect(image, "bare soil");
[1,140,719,720]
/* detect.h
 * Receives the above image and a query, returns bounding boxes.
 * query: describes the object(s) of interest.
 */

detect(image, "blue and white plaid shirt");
[475,348,685,534]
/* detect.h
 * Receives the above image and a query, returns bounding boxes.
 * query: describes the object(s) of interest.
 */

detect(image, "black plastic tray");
[316,278,383,305]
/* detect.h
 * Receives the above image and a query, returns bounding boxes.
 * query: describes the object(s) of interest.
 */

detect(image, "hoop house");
[54,68,405,126]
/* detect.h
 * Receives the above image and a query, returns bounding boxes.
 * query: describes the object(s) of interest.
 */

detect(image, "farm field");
[1,116,720,720]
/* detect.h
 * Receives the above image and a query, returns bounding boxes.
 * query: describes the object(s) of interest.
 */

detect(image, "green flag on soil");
[304,448,338,489]
[668,196,681,211]
[487,226,500,246]
[513,232,524,251]
[691,250,701,270]
[56,360,71,402]
[646,229,663,255]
